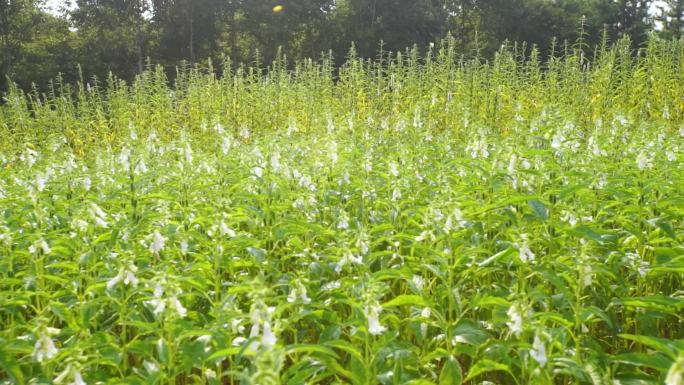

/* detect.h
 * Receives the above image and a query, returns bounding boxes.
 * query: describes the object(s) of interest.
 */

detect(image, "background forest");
[1,0,683,93]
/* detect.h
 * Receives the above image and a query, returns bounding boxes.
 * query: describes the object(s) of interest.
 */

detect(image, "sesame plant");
[0,35,683,385]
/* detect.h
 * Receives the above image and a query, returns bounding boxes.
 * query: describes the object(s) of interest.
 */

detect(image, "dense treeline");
[1,0,683,93]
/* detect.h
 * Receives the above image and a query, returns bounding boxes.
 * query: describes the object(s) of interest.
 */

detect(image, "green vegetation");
[0,35,683,384]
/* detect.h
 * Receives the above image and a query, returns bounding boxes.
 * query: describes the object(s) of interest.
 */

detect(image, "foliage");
[0,35,683,384]
[2,0,682,94]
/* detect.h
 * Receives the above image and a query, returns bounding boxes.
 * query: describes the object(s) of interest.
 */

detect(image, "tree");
[153,0,224,66]
[227,0,337,63]
[658,0,684,39]
[613,0,653,45]
[1,0,77,93]
[333,0,448,58]
[1,0,35,92]
[71,0,153,80]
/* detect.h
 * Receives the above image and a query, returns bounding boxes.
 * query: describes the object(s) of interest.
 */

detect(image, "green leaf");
[619,295,684,316]
[474,295,509,308]
[611,352,672,371]
[383,294,427,308]
[0,347,24,385]
[618,334,680,359]
[156,338,171,365]
[451,320,489,346]
[207,347,241,362]
[465,359,513,382]
[478,247,515,267]
[325,340,364,362]
[439,356,462,385]
[285,344,339,359]
[528,199,549,221]
[656,219,676,239]
[569,225,617,245]
[92,231,113,245]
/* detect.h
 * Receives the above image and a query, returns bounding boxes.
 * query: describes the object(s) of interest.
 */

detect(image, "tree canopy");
[1,0,682,93]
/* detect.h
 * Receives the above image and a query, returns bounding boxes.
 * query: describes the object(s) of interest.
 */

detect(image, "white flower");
[322,280,341,291]
[33,334,59,362]
[286,288,297,303]
[249,322,260,339]
[335,250,363,273]
[107,263,138,290]
[594,173,607,189]
[204,369,217,380]
[119,147,131,170]
[293,197,305,210]
[230,319,245,334]
[171,297,187,318]
[508,154,517,175]
[412,275,425,291]
[70,371,86,385]
[506,304,524,337]
[338,211,350,230]
[588,136,603,157]
[530,334,547,367]
[521,158,531,169]
[270,153,281,170]
[329,142,339,164]
[287,281,311,304]
[299,174,315,191]
[89,203,108,228]
[183,144,193,164]
[364,158,373,172]
[252,166,263,178]
[365,304,386,336]
[240,126,250,139]
[149,297,166,316]
[147,282,187,318]
[551,132,564,150]
[23,148,38,167]
[392,187,402,201]
[420,307,431,337]
[636,151,653,170]
[356,233,370,255]
[36,174,47,192]
[30,239,51,255]
[221,137,231,155]
[83,177,91,191]
[134,159,148,174]
[262,321,277,348]
[666,356,684,385]
[638,260,650,277]
[580,264,593,288]
[287,121,298,135]
[445,208,466,232]
[150,231,166,254]
[0,232,11,248]
[54,364,85,385]
[560,210,578,227]
[518,236,535,263]
[219,221,236,238]
[388,161,399,177]
[467,138,489,158]
[143,360,159,374]
[415,230,434,242]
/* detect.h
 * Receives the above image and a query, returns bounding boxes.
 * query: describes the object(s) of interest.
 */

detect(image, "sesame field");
[0,37,683,385]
